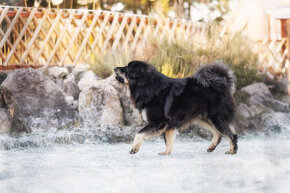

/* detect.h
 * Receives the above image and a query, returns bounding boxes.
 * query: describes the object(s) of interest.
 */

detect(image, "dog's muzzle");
[114,67,125,83]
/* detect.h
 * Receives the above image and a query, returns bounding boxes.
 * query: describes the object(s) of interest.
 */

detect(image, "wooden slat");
[59,12,88,65]
[90,13,110,51]
[19,12,48,64]
[32,12,62,65]
[0,7,22,51]
[3,8,36,66]
[123,16,137,49]
[131,16,145,50]
[45,11,74,66]
[73,12,99,65]
[102,13,120,51]
[112,14,129,51]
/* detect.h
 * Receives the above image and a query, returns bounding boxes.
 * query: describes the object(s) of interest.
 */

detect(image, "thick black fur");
[114,61,237,152]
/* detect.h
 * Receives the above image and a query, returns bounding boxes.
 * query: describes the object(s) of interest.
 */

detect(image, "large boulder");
[0,93,6,109]
[241,83,289,113]
[0,108,11,133]
[1,68,78,133]
[63,79,80,100]
[0,72,7,108]
[235,82,289,134]
[78,70,100,91]
[101,75,143,126]
[78,82,123,127]
[0,72,7,85]
[241,82,272,99]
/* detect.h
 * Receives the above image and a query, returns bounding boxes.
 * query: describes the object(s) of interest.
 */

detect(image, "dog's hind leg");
[159,129,176,156]
[213,121,238,154]
[130,123,166,154]
[193,119,222,152]
[223,124,238,154]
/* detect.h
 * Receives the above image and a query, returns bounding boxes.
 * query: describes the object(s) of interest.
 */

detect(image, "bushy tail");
[194,64,236,94]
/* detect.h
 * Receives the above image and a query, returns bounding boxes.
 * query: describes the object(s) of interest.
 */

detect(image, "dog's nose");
[113,67,117,72]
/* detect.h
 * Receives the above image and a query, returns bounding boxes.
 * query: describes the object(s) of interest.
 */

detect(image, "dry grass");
[88,26,263,89]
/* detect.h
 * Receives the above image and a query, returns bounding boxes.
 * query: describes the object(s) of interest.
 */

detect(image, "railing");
[0,6,289,93]
[255,39,289,75]
[0,6,207,68]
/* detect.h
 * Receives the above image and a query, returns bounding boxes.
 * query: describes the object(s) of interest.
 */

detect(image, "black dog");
[114,61,237,155]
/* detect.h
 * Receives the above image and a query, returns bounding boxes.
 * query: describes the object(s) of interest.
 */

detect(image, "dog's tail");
[194,64,236,94]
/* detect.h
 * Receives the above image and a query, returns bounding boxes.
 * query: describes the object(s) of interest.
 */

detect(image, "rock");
[72,63,91,83]
[65,95,74,105]
[0,93,6,109]
[0,108,11,133]
[78,83,123,127]
[264,99,289,112]
[63,79,80,100]
[0,72,7,85]
[48,66,69,80]
[78,70,100,91]
[0,72,7,108]
[101,75,143,126]
[240,82,289,113]
[260,112,290,133]
[105,126,140,143]
[247,97,273,114]
[1,68,77,132]
[236,103,252,119]
[241,83,272,99]
[64,73,75,82]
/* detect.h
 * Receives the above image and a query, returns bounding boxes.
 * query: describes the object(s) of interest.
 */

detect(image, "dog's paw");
[207,147,215,152]
[158,152,171,156]
[129,148,139,154]
[225,150,237,154]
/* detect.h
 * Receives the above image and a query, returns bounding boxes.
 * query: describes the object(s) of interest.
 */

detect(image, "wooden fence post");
[287,20,290,95]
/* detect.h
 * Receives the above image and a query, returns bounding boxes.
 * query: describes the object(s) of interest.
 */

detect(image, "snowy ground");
[0,133,290,193]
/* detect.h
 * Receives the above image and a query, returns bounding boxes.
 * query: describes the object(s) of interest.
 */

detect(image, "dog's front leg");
[130,132,145,154]
[159,129,176,156]
[130,123,166,154]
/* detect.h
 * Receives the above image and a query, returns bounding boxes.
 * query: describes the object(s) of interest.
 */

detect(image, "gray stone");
[1,68,78,133]
[0,72,7,85]
[48,66,69,80]
[0,93,6,109]
[0,108,11,133]
[260,112,290,132]
[236,103,252,119]
[265,99,289,112]
[241,83,272,99]
[72,63,91,83]
[0,72,7,108]
[78,70,100,91]
[78,82,123,127]
[63,80,80,100]
[240,82,288,113]
[105,126,140,143]
[102,75,143,126]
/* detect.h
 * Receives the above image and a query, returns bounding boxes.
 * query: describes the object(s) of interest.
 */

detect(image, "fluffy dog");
[114,61,237,155]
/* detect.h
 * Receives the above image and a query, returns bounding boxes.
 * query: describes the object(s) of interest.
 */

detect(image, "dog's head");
[114,61,170,109]
[114,61,152,85]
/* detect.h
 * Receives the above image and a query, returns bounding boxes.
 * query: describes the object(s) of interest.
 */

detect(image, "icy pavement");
[0,134,290,193]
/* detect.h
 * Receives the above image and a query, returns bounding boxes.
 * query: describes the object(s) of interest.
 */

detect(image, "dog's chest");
[141,109,148,122]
